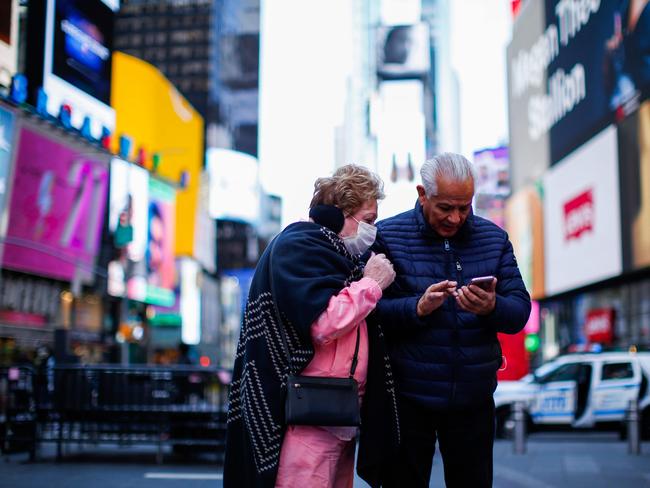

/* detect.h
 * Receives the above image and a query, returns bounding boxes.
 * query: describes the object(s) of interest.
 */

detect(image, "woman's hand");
[363,253,396,290]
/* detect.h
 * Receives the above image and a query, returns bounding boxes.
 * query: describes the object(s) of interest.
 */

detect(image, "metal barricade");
[2,364,231,463]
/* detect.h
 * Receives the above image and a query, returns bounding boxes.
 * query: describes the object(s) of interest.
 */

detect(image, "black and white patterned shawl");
[223,221,365,487]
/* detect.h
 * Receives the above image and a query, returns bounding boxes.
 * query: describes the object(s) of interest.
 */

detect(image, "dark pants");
[381,397,495,488]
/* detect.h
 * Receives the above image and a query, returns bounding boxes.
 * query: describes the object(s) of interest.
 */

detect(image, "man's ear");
[416,185,427,204]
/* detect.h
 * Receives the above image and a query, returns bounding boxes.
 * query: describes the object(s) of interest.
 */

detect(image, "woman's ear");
[309,205,345,234]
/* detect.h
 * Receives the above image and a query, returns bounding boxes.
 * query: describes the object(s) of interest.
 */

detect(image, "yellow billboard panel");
[505,185,545,300]
[111,52,204,257]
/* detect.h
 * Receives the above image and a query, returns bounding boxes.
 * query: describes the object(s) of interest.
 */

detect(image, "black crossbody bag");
[269,240,361,427]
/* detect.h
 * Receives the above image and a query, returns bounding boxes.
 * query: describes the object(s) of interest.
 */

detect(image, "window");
[601,362,634,381]
[537,363,580,383]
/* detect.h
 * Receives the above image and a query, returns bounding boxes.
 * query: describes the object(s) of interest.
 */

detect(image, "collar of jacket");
[414,199,474,242]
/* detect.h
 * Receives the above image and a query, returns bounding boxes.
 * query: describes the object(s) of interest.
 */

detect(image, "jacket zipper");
[445,239,460,406]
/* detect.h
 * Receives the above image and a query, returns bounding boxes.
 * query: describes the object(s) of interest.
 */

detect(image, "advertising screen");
[0,1,11,45]
[180,258,201,346]
[0,0,18,88]
[505,185,545,300]
[194,171,216,274]
[219,34,260,89]
[108,158,149,262]
[619,99,650,271]
[3,126,109,282]
[143,178,176,307]
[0,106,16,238]
[52,0,113,104]
[473,146,510,197]
[111,52,203,257]
[507,0,553,191]
[377,23,430,80]
[207,148,260,223]
[508,0,650,170]
[37,0,117,139]
[542,0,649,163]
[543,125,622,296]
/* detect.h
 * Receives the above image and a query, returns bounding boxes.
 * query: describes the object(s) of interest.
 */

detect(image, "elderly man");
[372,152,531,487]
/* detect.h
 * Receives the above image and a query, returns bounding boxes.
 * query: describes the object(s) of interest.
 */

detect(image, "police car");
[493,351,650,438]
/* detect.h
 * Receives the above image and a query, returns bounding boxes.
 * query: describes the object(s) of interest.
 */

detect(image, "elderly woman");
[224,165,400,488]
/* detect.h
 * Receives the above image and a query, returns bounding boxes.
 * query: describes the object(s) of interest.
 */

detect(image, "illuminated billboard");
[543,125,622,296]
[143,178,176,306]
[26,0,117,139]
[0,0,19,88]
[207,148,260,223]
[505,185,545,300]
[108,167,176,307]
[108,158,149,262]
[111,52,203,257]
[619,100,650,271]
[508,0,650,169]
[377,23,430,80]
[3,125,109,282]
[0,106,16,241]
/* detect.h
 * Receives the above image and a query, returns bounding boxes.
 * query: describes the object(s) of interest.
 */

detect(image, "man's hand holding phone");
[456,276,497,315]
[416,280,458,317]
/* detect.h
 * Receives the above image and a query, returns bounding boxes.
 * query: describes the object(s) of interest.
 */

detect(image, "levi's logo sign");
[563,189,593,241]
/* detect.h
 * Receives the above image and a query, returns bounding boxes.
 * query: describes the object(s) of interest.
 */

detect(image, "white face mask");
[342,217,377,256]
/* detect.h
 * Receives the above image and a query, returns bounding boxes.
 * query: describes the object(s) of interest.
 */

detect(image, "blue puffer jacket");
[373,201,531,411]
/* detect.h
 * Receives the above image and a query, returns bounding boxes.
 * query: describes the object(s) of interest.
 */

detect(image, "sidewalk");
[355,433,650,487]
[1,432,648,487]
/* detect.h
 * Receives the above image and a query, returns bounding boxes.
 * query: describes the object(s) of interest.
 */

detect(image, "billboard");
[473,146,510,197]
[207,148,260,223]
[543,0,650,163]
[143,178,176,306]
[0,0,19,88]
[194,170,216,274]
[121,177,176,307]
[180,258,201,346]
[473,146,510,230]
[0,106,16,240]
[507,0,551,192]
[108,158,149,261]
[3,126,109,282]
[219,34,260,89]
[619,100,650,271]
[26,0,117,139]
[543,125,622,296]
[508,0,650,172]
[505,185,545,300]
[111,52,203,257]
[377,23,430,80]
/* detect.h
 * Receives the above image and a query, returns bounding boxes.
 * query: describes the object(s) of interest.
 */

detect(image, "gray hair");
[420,152,477,197]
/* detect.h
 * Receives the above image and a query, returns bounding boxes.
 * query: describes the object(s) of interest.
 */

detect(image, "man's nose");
[447,210,461,224]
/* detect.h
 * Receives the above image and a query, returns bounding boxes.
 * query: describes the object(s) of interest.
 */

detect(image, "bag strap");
[268,236,360,379]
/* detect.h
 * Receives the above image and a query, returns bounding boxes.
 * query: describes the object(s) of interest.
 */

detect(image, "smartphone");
[469,275,495,290]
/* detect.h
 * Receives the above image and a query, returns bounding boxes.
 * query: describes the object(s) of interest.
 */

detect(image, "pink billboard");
[3,126,108,282]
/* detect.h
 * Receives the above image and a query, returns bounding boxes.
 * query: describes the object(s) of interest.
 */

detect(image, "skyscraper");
[114,0,260,156]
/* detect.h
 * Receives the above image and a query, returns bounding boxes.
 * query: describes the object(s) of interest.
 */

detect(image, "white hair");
[420,152,477,197]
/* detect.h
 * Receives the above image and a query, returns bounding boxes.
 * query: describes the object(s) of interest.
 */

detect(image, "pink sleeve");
[311,277,383,345]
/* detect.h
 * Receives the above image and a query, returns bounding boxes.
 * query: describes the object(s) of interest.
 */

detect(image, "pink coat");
[275,277,382,488]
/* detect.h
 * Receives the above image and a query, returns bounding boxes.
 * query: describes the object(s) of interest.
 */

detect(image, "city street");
[1,433,649,487]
